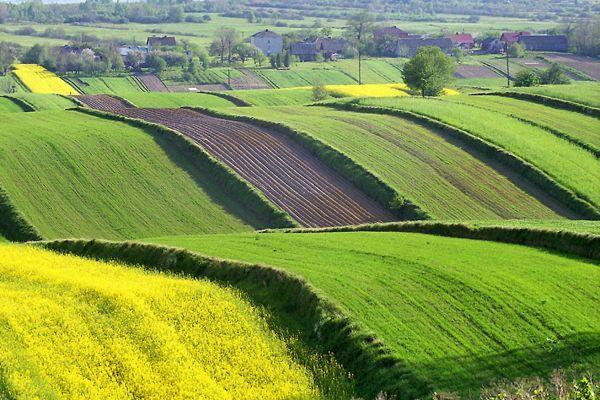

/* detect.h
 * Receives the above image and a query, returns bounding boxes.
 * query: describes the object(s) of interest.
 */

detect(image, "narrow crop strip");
[184,106,431,221]
[0,95,35,111]
[474,91,600,118]
[34,239,432,399]
[0,187,43,242]
[74,107,296,229]
[326,102,600,220]
[266,221,600,261]
[200,90,253,107]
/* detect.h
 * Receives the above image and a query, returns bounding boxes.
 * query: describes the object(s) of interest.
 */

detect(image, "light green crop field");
[254,67,356,88]
[0,110,260,239]
[0,97,26,113]
[465,219,600,235]
[225,106,565,219]
[355,97,600,210]
[8,93,78,110]
[446,95,600,152]
[145,231,600,395]
[508,82,600,108]
[74,76,147,95]
[161,67,243,86]
[230,88,316,106]
[0,30,66,47]
[121,92,236,108]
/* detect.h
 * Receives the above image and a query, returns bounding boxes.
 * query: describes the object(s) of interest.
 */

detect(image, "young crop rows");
[76,95,394,227]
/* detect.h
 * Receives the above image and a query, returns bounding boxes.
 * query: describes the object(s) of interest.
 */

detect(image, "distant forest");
[0,0,597,24]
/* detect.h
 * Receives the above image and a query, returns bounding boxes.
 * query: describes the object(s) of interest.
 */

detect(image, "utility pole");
[505,42,510,87]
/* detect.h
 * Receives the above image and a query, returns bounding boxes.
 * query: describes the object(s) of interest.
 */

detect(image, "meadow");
[0,96,27,113]
[0,244,319,399]
[229,88,317,106]
[145,231,600,395]
[12,64,78,95]
[69,75,147,95]
[446,95,600,153]
[0,110,261,239]
[5,93,77,110]
[121,92,237,108]
[354,97,600,210]
[225,105,566,220]
[508,82,600,108]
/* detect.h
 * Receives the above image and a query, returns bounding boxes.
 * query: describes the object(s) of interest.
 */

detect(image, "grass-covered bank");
[144,231,600,396]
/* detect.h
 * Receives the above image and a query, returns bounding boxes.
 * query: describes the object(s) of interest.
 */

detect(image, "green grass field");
[465,219,600,235]
[355,97,600,210]
[225,105,565,219]
[230,88,316,106]
[145,231,600,395]
[0,110,261,239]
[72,76,147,95]
[7,93,78,110]
[120,92,236,108]
[446,95,600,152]
[161,66,243,86]
[507,82,600,108]
[0,96,27,112]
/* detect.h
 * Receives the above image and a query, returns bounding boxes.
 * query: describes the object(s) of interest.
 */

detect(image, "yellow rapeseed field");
[11,64,78,95]
[0,244,318,400]
[290,83,459,98]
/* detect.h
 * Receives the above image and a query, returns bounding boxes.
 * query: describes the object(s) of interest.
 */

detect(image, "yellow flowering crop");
[0,244,317,400]
[12,64,78,95]
[289,83,459,98]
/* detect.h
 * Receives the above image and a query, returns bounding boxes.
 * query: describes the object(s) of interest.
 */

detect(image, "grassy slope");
[230,88,316,106]
[356,97,600,209]
[0,244,316,399]
[225,106,563,220]
[446,95,600,152]
[0,97,26,112]
[77,76,146,95]
[145,231,600,395]
[0,110,258,239]
[466,219,600,235]
[121,92,236,108]
[8,93,77,110]
[508,82,600,108]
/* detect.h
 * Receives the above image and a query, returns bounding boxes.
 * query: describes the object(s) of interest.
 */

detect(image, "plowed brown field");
[76,95,394,227]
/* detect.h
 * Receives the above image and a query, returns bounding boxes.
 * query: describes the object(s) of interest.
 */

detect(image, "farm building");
[374,26,410,40]
[315,37,345,60]
[290,42,318,62]
[447,33,474,50]
[395,37,453,57]
[500,31,531,44]
[251,29,283,56]
[480,37,503,54]
[146,36,176,51]
[518,35,568,52]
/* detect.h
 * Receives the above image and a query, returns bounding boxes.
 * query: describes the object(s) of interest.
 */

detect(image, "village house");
[395,37,454,57]
[374,26,410,40]
[117,45,148,57]
[518,35,568,52]
[251,29,283,56]
[146,36,176,52]
[290,42,318,62]
[480,37,503,54]
[500,31,531,45]
[446,33,474,50]
[314,37,345,60]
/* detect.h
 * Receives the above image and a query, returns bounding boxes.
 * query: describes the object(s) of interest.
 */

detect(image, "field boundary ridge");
[184,106,431,220]
[326,101,600,220]
[73,106,296,229]
[0,95,35,111]
[0,186,43,242]
[265,221,600,260]
[34,238,432,399]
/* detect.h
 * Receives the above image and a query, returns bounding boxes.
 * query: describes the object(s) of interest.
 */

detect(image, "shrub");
[508,42,525,58]
[312,82,329,102]
[540,63,570,85]
[514,69,540,87]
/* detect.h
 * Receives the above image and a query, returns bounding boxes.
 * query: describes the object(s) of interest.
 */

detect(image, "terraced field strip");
[225,106,568,220]
[544,54,600,80]
[137,74,169,92]
[8,93,78,110]
[0,96,29,112]
[454,65,501,79]
[76,76,148,94]
[147,231,600,396]
[355,97,600,211]
[75,95,394,227]
[120,92,237,108]
[507,82,600,108]
[447,95,600,154]
[75,94,133,111]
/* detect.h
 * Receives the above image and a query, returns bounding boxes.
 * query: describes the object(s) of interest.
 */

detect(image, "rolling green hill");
[0,110,261,239]
[145,231,600,395]
[354,97,600,210]
[446,95,600,153]
[225,106,567,220]
[120,92,237,108]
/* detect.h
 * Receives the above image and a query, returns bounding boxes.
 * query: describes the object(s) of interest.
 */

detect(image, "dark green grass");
[144,231,600,395]
[120,92,236,108]
[447,95,600,153]
[0,110,260,239]
[0,97,26,113]
[224,105,565,220]
[230,89,316,106]
[354,97,600,210]
[7,93,77,110]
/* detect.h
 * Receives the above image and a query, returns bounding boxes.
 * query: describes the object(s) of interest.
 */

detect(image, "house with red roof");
[500,31,531,45]
[446,33,475,50]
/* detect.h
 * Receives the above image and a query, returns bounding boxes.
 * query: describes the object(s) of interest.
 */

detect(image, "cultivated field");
[229,88,317,106]
[137,74,169,92]
[507,82,600,108]
[68,75,147,95]
[226,106,568,220]
[146,231,600,396]
[7,93,78,110]
[11,64,78,95]
[120,92,237,108]
[0,110,261,239]
[544,54,600,80]
[355,97,600,210]
[0,244,318,399]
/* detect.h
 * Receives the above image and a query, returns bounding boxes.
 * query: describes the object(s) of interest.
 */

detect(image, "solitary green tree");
[402,46,456,97]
